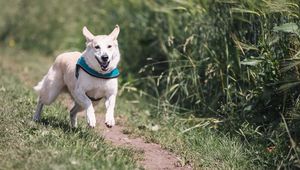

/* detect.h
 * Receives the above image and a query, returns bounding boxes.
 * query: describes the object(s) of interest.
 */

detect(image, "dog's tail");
[33,75,46,94]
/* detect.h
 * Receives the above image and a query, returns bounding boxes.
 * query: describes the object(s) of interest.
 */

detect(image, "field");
[1,0,300,169]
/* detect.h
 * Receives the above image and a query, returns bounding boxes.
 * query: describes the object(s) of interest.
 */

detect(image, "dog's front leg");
[105,95,116,128]
[74,88,96,128]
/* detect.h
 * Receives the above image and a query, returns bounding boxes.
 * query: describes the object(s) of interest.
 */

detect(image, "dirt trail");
[61,97,191,170]
[76,111,191,170]
[98,115,191,170]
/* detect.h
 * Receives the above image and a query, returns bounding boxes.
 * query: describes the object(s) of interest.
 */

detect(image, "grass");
[0,47,293,169]
[121,107,264,170]
[0,49,139,170]
[121,95,299,169]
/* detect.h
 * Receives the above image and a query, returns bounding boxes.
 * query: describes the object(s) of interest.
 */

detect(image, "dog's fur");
[33,25,120,128]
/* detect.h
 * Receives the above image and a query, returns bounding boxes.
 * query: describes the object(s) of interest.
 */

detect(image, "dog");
[33,25,120,128]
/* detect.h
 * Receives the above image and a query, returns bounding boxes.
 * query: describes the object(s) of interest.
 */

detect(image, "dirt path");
[75,110,191,170]
[98,115,190,170]
[64,99,191,170]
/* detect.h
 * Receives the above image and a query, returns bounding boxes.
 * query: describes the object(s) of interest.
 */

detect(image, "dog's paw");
[33,115,40,122]
[88,124,95,128]
[86,110,96,128]
[87,120,96,128]
[70,119,78,128]
[87,117,96,128]
[105,117,115,128]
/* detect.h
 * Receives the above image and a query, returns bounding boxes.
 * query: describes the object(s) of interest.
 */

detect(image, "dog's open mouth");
[100,61,110,71]
[95,56,110,71]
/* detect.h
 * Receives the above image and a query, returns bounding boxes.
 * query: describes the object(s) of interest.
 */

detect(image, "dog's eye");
[107,45,112,48]
[95,45,100,49]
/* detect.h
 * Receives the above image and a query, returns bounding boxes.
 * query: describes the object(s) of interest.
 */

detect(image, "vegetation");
[1,0,300,169]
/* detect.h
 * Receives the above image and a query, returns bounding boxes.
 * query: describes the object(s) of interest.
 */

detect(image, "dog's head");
[82,25,120,73]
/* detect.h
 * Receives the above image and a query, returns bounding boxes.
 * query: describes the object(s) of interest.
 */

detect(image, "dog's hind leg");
[37,66,65,105]
[70,102,81,128]
[33,65,65,121]
[33,98,44,121]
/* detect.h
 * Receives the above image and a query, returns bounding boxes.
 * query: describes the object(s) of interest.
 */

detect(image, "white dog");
[33,25,120,128]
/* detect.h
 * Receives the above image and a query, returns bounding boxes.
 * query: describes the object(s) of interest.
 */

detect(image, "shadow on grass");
[35,115,106,141]
[38,115,89,135]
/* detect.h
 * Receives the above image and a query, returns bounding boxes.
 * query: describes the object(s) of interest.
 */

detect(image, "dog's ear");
[82,26,94,42]
[109,25,120,40]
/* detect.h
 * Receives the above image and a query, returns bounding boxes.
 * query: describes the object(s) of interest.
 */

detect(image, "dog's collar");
[75,56,120,79]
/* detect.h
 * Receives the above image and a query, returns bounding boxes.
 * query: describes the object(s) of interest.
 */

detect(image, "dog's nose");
[101,55,109,62]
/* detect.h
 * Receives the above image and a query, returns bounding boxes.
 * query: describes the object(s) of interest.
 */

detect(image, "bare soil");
[98,114,191,170]
[75,110,192,170]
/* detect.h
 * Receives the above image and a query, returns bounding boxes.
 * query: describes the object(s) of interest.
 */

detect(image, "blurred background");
[1,0,300,168]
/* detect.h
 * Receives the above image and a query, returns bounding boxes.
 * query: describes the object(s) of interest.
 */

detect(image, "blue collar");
[75,56,120,79]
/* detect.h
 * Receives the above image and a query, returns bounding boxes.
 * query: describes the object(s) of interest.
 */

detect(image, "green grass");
[0,48,295,169]
[120,96,298,169]
[120,106,263,170]
[0,57,139,169]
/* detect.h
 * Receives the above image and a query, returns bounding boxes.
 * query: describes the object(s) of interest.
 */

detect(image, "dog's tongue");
[100,62,109,71]
[101,62,109,68]
[102,62,109,67]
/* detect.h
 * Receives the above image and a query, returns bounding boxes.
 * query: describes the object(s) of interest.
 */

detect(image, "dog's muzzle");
[95,55,110,71]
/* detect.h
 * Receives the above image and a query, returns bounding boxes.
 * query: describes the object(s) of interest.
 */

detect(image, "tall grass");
[136,0,300,168]
[1,0,300,168]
